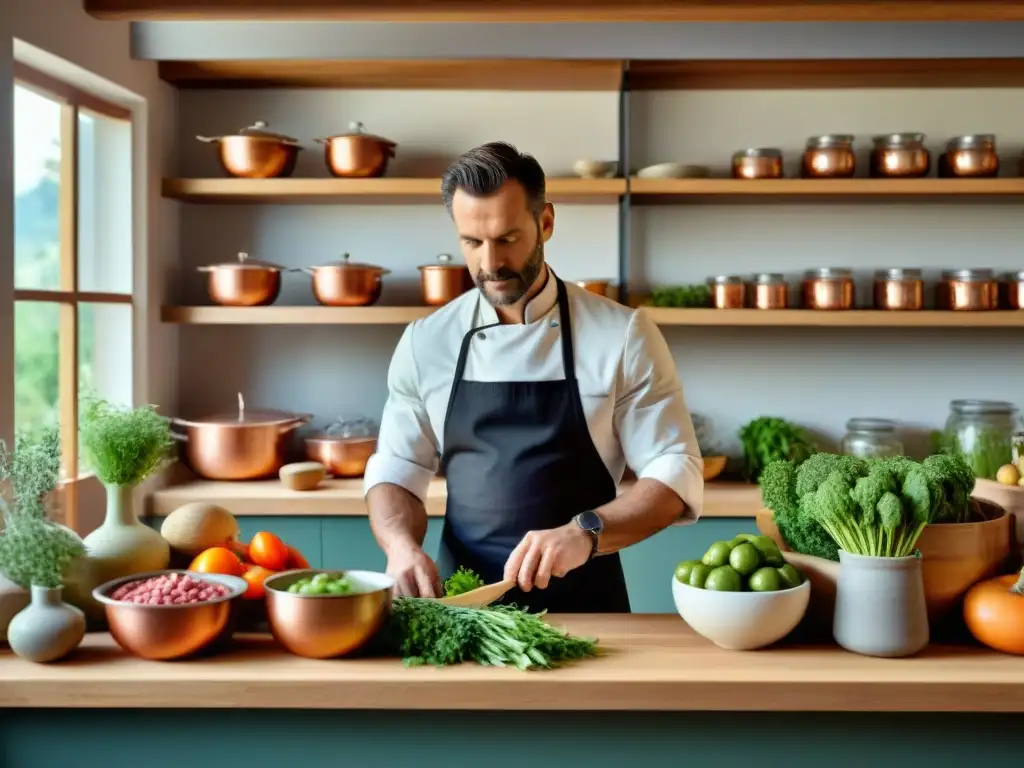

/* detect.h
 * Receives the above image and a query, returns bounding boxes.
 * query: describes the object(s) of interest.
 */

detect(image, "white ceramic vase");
[7,585,86,663]
[0,571,31,645]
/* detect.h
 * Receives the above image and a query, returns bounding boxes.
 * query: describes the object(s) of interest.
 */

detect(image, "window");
[12,63,134,529]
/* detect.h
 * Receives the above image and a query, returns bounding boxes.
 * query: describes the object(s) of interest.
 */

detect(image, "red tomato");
[286,545,311,570]
[248,531,289,571]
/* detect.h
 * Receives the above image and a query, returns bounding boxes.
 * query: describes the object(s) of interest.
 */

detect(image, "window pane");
[79,302,133,411]
[78,109,132,294]
[14,301,60,431]
[14,85,63,291]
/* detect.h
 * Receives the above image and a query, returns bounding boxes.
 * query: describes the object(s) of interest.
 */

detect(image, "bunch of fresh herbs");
[79,397,175,487]
[443,566,485,597]
[649,284,711,308]
[739,416,815,482]
[388,598,598,670]
[760,452,975,560]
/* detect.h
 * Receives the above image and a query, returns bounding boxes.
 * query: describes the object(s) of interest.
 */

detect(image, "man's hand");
[386,545,442,597]
[503,522,592,592]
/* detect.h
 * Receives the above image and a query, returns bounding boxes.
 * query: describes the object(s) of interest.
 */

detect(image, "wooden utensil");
[435,579,516,608]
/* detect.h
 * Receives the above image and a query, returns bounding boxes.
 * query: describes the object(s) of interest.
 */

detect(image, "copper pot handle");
[280,415,312,435]
[196,135,220,144]
[168,418,190,442]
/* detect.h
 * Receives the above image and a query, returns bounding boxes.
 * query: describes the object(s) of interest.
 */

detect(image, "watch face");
[578,510,603,534]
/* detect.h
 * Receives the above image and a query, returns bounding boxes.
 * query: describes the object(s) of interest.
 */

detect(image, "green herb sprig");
[443,566,485,597]
[388,598,598,670]
[739,416,815,482]
[0,517,85,589]
[650,284,712,308]
[79,397,174,487]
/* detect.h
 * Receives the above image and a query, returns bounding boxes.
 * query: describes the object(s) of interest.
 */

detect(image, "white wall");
[0,0,179,532]
[173,85,1024,458]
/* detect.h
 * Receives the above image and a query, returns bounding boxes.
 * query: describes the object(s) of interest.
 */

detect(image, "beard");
[474,233,545,308]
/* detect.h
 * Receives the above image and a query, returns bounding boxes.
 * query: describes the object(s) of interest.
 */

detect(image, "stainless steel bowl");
[92,570,247,660]
[264,569,395,659]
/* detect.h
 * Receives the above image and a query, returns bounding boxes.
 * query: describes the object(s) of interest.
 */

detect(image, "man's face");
[451,180,554,307]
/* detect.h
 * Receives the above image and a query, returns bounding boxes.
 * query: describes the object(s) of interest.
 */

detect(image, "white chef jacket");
[363,269,704,523]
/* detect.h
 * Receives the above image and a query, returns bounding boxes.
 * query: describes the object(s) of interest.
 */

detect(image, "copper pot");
[196,252,285,307]
[303,253,390,307]
[418,253,473,306]
[732,148,783,180]
[873,268,924,310]
[708,275,746,309]
[304,417,378,478]
[1000,271,1024,309]
[196,120,301,179]
[750,273,788,309]
[801,135,856,179]
[170,393,311,481]
[870,133,930,178]
[940,135,999,178]
[314,121,397,178]
[803,268,854,310]
[937,268,997,310]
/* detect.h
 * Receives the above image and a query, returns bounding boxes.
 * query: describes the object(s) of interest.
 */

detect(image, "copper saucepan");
[304,417,378,478]
[302,253,390,307]
[418,253,473,306]
[197,252,287,307]
[171,393,311,481]
[196,120,302,179]
[314,121,397,178]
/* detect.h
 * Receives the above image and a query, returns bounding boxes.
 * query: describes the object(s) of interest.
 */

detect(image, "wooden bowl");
[702,455,727,481]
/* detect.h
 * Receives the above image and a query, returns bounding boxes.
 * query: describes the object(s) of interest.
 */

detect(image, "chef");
[364,141,704,613]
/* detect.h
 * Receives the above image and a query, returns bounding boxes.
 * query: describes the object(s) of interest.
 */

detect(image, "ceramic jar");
[833,551,929,658]
[7,585,86,662]
[78,484,170,620]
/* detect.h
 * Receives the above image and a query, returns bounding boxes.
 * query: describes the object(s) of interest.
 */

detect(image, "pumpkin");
[963,570,1024,655]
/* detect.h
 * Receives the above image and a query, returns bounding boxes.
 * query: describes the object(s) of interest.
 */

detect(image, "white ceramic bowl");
[572,159,617,178]
[671,576,811,651]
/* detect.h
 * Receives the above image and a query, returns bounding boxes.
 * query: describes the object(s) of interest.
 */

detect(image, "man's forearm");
[593,478,686,554]
[367,482,429,557]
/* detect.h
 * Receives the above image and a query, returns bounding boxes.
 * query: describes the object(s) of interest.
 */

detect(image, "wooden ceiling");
[85,0,1024,22]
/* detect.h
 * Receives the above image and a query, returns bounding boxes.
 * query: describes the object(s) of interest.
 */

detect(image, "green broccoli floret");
[849,468,897,523]
[792,493,841,562]
[794,453,866,499]
[870,455,917,484]
[759,460,798,519]
[802,470,868,557]
[921,452,975,523]
[761,459,839,561]
[900,465,934,525]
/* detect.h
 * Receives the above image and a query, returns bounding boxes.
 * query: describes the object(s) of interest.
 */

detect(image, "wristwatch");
[574,510,604,561]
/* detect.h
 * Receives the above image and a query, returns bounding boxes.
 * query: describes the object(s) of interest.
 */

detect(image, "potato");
[279,461,326,491]
[160,502,239,556]
[996,463,1021,486]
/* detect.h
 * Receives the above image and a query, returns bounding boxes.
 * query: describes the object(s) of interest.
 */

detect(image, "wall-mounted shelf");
[148,478,759,518]
[162,306,1024,328]
[86,0,1024,23]
[162,177,626,204]
[631,178,1024,203]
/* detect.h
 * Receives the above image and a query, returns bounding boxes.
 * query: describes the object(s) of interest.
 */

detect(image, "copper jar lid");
[947,134,996,150]
[732,148,782,160]
[754,272,786,284]
[874,268,923,281]
[804,268,853,280]
[872,133,925,148]
[941,268,994,282]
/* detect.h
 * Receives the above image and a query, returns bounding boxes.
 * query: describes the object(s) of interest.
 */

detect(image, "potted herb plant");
[76,397,173,618]
[738,416,816,483]
[0,428,87,661]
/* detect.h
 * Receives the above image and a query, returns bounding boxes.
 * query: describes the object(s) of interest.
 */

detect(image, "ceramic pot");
[0,571,30,645]
[833,551,929,658]
[7,585,85,662]
[79,484,170,620]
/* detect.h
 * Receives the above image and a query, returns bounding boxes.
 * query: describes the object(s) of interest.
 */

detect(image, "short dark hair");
[441,142,546,218]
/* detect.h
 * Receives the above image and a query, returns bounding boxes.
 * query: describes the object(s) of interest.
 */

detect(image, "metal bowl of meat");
[92,570,247,660]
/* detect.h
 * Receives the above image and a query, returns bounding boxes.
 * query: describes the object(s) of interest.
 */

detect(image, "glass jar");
[840,418,904,459]
[942,400,1019,479]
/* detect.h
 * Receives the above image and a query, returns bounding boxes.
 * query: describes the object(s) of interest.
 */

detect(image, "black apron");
[438,277,630,613]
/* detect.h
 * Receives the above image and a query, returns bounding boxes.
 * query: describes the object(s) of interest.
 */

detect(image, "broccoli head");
[850,467,898,525]
[876,491,906,533]
[793,493,841,562]
[921,452,975,523]
[899,465,935,527]
[794,453,866,498]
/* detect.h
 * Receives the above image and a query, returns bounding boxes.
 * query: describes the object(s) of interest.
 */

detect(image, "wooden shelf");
[162,306,1024,328]
[630,177,1024,203]
[162,177,626,204]
[160,60,624,91]
[148,478,760,518]
[84,0,1024,23]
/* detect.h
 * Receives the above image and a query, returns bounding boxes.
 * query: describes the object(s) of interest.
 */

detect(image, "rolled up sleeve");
[363,322,440,503]
[615,310,704,523]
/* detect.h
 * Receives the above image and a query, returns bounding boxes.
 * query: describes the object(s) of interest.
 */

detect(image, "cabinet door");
[320,518,444,571]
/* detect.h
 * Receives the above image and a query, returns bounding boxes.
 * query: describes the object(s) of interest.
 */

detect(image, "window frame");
[12,62,135,532]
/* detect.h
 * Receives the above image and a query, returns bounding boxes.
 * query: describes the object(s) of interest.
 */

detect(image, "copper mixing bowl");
[305,435,377,477]
[92,571,247,660]
[264,569,395,659]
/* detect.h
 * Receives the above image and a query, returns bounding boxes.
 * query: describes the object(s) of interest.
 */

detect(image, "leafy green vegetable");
[79,397,175,487]
[761,451,976,560]
[387,598,598,670]
[443,566,485,597]
[740,416,816,482]
[649,284,711,308]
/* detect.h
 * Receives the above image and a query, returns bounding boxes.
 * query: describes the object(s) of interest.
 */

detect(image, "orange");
[249,531,289,571]
[242,564,275,600]
[189,546,245,577]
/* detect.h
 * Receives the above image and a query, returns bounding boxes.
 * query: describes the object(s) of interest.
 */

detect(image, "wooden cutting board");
[434,579,516,608]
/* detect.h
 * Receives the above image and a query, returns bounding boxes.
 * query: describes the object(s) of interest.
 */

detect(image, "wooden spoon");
[435,579,516,608]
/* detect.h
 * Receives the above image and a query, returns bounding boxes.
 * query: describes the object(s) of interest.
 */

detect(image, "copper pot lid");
[418,253,466,272]
[196,120,301,146]
[307,416,378,442]
[308,253,390,274]
[318,121,396,146]
[197,252,287,272]
[176,393,309,428]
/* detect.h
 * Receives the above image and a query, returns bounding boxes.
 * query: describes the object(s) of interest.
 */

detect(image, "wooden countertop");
[1,615,1022,712]
[148,478,762,518]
